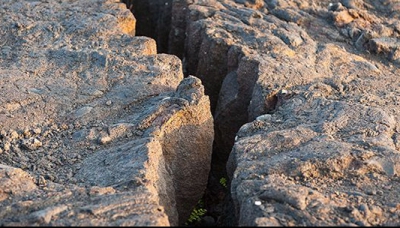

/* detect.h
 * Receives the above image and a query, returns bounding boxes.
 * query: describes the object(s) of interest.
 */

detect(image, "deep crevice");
[123,0,173,54]
[122,0,237,226]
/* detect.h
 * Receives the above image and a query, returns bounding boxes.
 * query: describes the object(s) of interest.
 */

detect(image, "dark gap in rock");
[122,1,236,226]
[122,0,172,54]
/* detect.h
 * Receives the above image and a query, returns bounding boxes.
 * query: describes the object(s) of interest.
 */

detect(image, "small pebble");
[99,136,111,145]
[9,130,19,139]
[3,142,11,151]
[33,128,42,135]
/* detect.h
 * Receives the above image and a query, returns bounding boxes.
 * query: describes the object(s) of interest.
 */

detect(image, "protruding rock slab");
[228,93,400,226]
[0,164,38,202]
[0,0,213,226]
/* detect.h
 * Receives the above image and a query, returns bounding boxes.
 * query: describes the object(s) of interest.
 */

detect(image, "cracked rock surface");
[0,0,213,226]
[168,0,400,226]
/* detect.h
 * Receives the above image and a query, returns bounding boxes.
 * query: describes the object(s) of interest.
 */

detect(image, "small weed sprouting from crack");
[185,199,207,226]
[219,177,228,189]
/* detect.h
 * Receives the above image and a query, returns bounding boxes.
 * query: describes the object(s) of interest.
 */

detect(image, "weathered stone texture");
[169,0,400,226]
[0,0,213,226]
[228,94,400,226]
[172,0,400,163]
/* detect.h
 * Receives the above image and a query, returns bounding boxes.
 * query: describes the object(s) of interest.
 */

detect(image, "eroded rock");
[167,0,400,226]
[0,0,213,226]
[171,0,400,169]
[228,93,400,226]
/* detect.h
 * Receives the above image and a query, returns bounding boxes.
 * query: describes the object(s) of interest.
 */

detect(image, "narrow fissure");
[123,0,172,54]
[122,0,238,226]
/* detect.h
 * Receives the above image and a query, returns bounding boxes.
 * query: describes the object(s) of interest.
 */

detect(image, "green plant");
[187,208,207,224]
[219,177,228,189]
[185,199,207,225]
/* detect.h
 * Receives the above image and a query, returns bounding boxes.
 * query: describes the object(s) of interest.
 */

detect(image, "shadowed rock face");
[122,0,173,53]
[0,0,213,226]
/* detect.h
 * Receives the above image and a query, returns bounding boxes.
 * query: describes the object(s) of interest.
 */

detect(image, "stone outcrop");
[166,0,400,226]
[0,0,213,226]
[169,0,400,164]
[228,95,400,226]
[2,0,400,226]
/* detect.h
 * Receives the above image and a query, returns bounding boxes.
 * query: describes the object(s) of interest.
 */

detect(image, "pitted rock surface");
[167,0,400,226]
[2,0,400,226]
[0,0,213,226]
[170,0,400,164]
[228,94,400,226]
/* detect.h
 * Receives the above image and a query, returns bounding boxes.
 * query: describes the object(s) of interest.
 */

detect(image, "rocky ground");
[0,0,213,226]
[167,0,400,226]
[1,0,400,227]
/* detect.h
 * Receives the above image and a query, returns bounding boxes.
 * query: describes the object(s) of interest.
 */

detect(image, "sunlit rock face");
[168,0,400,226]
[0,0,213,226]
